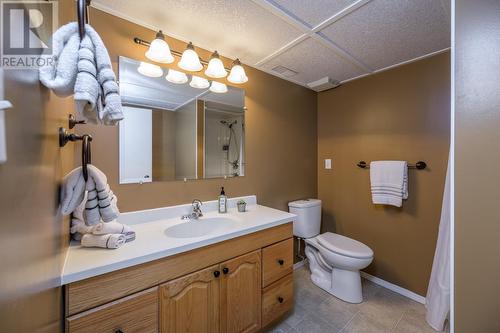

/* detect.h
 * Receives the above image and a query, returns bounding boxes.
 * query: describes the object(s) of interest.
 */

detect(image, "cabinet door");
[160,264,220,333]
[220,250,261,333]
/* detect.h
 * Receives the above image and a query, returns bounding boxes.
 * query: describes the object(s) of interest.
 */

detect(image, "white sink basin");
[164,217,238,238]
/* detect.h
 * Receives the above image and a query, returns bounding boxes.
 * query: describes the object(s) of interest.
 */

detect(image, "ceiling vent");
[307,77,341,92]
[271,65,298,78]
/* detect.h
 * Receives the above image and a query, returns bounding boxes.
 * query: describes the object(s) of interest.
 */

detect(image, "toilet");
[289,199,374,303]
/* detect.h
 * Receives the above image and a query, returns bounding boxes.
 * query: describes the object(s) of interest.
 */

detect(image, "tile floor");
[266,266,449,333]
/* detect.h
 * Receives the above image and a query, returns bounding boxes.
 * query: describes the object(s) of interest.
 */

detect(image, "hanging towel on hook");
[39,22,124,125]
[60,164,120,222]
[74,25,124,125]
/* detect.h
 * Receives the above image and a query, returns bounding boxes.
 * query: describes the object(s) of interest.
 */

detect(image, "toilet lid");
[317,232,373,259]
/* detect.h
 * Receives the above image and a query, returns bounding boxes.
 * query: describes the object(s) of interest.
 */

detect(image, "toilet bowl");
[289,199,374,304]
[304,233,373,303]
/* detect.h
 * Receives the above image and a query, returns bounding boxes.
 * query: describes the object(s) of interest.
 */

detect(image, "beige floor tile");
[393,303,439,333]
[356,287,409,330]
[265,320,294,333]
[361,278,382,301]
[313,296,360,329]
[340,311,391,333]
[295,313,340,333]
[284,303,309,327]
[282,266,435,333]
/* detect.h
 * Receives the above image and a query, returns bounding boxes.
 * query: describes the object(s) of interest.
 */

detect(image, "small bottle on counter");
[218,187,227,213]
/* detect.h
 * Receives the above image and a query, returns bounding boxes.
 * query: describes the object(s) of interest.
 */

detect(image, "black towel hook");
[59,127,93,181]
[77,0,91,39]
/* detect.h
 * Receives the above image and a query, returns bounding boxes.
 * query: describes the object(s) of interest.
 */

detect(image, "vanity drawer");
[66,287,158,333]
[261,273,293,328]
[262,238,293,287]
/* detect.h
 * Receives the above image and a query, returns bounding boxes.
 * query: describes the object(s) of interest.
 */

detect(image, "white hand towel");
[370,161,408,207]
[61,167,86,215]
[39,22,124,125]
[70,218,94,235]
[93,221,132,235]
[74,25,124,125]
[61,165,120,224]
[39,22,79,96]
[81,233,125,249]
[85,165,119,224]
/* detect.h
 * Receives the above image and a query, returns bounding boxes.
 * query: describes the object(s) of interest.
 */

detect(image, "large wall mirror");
[118,56,245,184]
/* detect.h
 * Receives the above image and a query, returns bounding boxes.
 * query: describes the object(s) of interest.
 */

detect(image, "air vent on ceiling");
[271,65,298,78]
[307,77,341,92]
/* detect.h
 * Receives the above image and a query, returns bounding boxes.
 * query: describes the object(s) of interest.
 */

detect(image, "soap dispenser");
[218,187,227,213]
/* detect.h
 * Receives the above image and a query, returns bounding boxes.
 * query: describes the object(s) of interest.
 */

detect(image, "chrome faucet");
[181,199,203,220]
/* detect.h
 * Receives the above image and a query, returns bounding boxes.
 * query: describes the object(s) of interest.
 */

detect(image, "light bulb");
[227,59,248,84]
[190,75,210,89]
[166,69,188,84]
[209,81,228,93]
[137,61,163,78]
[178,42,203,72]
[205,51,227,78]
[145,30,174,64]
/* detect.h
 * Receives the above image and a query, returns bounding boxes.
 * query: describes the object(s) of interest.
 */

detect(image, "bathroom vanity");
[62,196,294,333]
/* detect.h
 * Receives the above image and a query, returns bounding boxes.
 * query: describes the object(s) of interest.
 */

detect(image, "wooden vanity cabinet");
[160,264,220,333]
[220,250,261,333]
[160,251,261,333]
[65,223,293,333]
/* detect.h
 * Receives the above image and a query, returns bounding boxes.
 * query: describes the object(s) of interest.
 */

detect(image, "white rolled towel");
[81,233,125,249]
[93,221,132,235]
[70,218,94,235]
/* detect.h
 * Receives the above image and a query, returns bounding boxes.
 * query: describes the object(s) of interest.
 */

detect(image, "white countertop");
[61,195,296,285]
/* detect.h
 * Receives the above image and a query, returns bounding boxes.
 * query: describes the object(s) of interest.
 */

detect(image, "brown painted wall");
[152,109,176,181]
[76,8,317,212]
[455,1,500,331]
[0,2,74,333]
[317,53,450,295]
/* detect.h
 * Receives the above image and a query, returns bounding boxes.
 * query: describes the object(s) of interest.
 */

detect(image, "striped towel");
[370,161,408,207]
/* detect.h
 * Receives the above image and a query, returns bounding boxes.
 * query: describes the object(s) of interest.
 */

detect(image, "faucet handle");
[192,199,203,208]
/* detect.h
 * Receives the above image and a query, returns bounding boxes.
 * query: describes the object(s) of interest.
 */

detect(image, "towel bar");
[357,161,427,170]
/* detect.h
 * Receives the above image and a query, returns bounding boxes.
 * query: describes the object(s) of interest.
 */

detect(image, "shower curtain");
[426,156,450,331]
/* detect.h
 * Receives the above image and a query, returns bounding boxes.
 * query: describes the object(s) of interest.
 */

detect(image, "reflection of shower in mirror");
[220,120,240,173]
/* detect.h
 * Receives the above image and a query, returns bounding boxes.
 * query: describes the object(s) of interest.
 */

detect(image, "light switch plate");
[324,158,332,169]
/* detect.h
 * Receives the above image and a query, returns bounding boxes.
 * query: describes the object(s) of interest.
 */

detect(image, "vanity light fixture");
[190,75,210,89]
[205,51,227,78]
[166,69,188,84]
[227,59,248,84]
[145,30,174,64]
[137,61,163,78]
[178,42,203,72]
[209,81,228,94]
[134,35,249,83]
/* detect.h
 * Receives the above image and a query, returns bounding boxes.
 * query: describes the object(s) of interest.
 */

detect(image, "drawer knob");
[214,270,220,278]
[115,330,124,333]
[277,259,284,266]
[277,296,284,303]
[223,267,229,274]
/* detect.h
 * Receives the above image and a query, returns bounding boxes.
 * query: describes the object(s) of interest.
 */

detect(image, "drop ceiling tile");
[261,37,368,85]
[93,0,303,65]
[268,0,357,27]
[320,0,450,70]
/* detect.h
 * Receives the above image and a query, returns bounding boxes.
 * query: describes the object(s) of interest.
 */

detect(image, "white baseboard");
[360,271,426,304]
[293,259,307,270]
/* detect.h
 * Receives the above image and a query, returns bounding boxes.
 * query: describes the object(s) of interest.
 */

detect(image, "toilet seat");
[317,232,373,259]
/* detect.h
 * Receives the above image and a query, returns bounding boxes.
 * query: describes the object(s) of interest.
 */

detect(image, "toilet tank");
[288,199,321,238]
